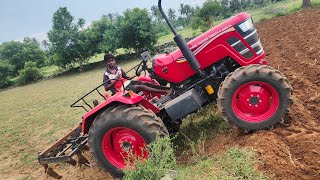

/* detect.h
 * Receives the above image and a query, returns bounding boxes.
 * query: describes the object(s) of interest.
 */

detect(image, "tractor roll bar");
[71,62,142,112]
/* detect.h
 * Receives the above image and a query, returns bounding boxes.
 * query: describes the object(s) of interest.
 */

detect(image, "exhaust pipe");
[158,0,202,75]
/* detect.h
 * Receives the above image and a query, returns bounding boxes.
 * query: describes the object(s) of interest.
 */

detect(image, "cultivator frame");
[38,124,88,169]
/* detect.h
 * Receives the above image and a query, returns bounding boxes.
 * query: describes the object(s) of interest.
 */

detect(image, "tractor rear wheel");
[88,104,168,178]
[217,65,293,131]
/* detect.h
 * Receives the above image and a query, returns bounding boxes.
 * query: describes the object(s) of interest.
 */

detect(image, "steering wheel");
[135,60,145,76]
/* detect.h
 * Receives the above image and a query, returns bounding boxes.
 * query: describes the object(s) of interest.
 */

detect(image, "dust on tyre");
[217,65,293,131]
[88,104,168,178]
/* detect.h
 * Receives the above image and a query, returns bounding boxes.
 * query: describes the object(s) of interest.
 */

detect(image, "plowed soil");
[242,7,320,179]
[34,8,319,179]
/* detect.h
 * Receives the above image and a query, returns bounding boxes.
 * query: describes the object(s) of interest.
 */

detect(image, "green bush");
[123,136,177,180]
[0,60,13,89]
[17,61,43,85]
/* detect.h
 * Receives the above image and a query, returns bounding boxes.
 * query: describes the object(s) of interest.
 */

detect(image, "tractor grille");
[227,19,264,58]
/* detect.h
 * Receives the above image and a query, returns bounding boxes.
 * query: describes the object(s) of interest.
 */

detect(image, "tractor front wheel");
[88,105,168,178]
[217,65,293,131]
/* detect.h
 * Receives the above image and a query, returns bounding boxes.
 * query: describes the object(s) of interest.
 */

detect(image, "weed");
[178,147,269,179]
[123,136,177,180]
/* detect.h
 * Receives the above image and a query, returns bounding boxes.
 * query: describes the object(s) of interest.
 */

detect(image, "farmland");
[0,5,320,180]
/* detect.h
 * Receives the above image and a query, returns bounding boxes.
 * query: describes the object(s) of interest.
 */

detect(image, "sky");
[0,0,205,43]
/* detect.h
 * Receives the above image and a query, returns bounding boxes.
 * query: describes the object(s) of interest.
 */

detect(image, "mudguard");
[81,90,160,134]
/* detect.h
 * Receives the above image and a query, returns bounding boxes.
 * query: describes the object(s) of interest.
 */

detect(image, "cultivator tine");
[38,124,88,166]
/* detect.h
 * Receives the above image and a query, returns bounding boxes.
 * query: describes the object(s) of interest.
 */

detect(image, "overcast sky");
[0,0,205,43]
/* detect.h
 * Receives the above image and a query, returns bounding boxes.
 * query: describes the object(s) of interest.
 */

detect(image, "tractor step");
[38,124,88,166]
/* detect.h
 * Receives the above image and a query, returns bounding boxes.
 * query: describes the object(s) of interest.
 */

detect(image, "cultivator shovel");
[37,123,88,171]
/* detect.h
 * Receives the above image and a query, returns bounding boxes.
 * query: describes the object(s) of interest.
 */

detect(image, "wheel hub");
[249,96,259,105]
[102,127,148,169]
[232,81,280,122]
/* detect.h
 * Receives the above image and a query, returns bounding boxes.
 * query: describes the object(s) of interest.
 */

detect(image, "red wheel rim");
[102,127,148,169]
[232,81,279,122]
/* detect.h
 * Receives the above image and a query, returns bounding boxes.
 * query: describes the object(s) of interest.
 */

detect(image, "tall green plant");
[123,136,177,180]
[117,8,157,54]
[17,61,43,85]
[0,60,13,88]
[48,7,90,69]
[0,38,46,75]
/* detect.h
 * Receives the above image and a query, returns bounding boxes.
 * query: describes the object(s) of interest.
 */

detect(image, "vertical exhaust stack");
[158,0,202,76]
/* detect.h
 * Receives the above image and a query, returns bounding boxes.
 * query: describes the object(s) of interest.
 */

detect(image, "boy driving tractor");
[103,53,172,95]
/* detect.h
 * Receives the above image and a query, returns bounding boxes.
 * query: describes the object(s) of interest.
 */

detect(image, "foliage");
[17,61,43,85]
[0,60,13,88]
[230,0,242,12]
[191,0,223,31]
[168,8,177,21]
[89,17,119,54]
[48,7,91,69]
[117,8,157,54]
[0,38,46,75]
[123,136,177,180]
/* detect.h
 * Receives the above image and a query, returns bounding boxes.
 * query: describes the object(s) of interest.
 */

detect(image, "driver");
[103,53,171,95]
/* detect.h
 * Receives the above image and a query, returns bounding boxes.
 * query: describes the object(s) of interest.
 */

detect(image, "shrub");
[123,136,177,180]
[17,61,43,85]
[0,60,13,89]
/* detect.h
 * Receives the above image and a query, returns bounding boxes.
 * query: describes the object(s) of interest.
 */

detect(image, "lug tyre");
[217,65,293,131]
[88,104,168,178]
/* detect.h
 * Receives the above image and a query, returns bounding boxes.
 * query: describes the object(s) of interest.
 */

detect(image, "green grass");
[156,28,202,45]
[178,148,268,180]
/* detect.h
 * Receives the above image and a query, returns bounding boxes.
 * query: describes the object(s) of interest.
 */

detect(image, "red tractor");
[38,0,292,178]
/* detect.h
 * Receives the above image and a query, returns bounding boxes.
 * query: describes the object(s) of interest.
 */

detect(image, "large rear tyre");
[88,105,168,178]
[217,65,293,131]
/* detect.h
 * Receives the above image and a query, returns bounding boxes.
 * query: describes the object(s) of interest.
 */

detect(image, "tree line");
[0,0,294,88]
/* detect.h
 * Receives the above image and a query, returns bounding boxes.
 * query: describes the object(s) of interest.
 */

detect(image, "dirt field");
[242,7,320,179]
[32,8,319,179]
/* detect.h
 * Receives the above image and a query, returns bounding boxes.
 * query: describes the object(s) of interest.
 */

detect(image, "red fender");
[81,91,159,134]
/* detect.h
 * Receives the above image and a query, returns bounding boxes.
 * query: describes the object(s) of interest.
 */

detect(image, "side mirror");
[141,51,151,62]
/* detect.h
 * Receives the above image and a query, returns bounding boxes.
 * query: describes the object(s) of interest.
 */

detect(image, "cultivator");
[38,124,88,169]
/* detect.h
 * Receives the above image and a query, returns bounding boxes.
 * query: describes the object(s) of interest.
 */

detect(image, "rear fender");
[81,92,160,134]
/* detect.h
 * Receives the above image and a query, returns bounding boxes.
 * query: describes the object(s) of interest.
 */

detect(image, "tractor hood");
[152,12,259,83]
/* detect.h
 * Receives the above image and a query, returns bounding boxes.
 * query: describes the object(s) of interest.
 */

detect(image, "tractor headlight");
[238,18,254,32]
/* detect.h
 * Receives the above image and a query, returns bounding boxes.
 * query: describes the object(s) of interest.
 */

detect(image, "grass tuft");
[123,136,177,180]
[178,147,269,180]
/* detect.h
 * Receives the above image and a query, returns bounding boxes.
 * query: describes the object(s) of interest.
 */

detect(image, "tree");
[117,8,157,54]
[0,60,13,88]
[191,0,222,31]
[87,16,119,54]
[17,61,43,85]
[241,0,248,9]
[48,7,84,68]
[0,38,46,75]
[168,8,176,21]
[230,0,241,12]
[253,0,264,6]
[179,3,186,16]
